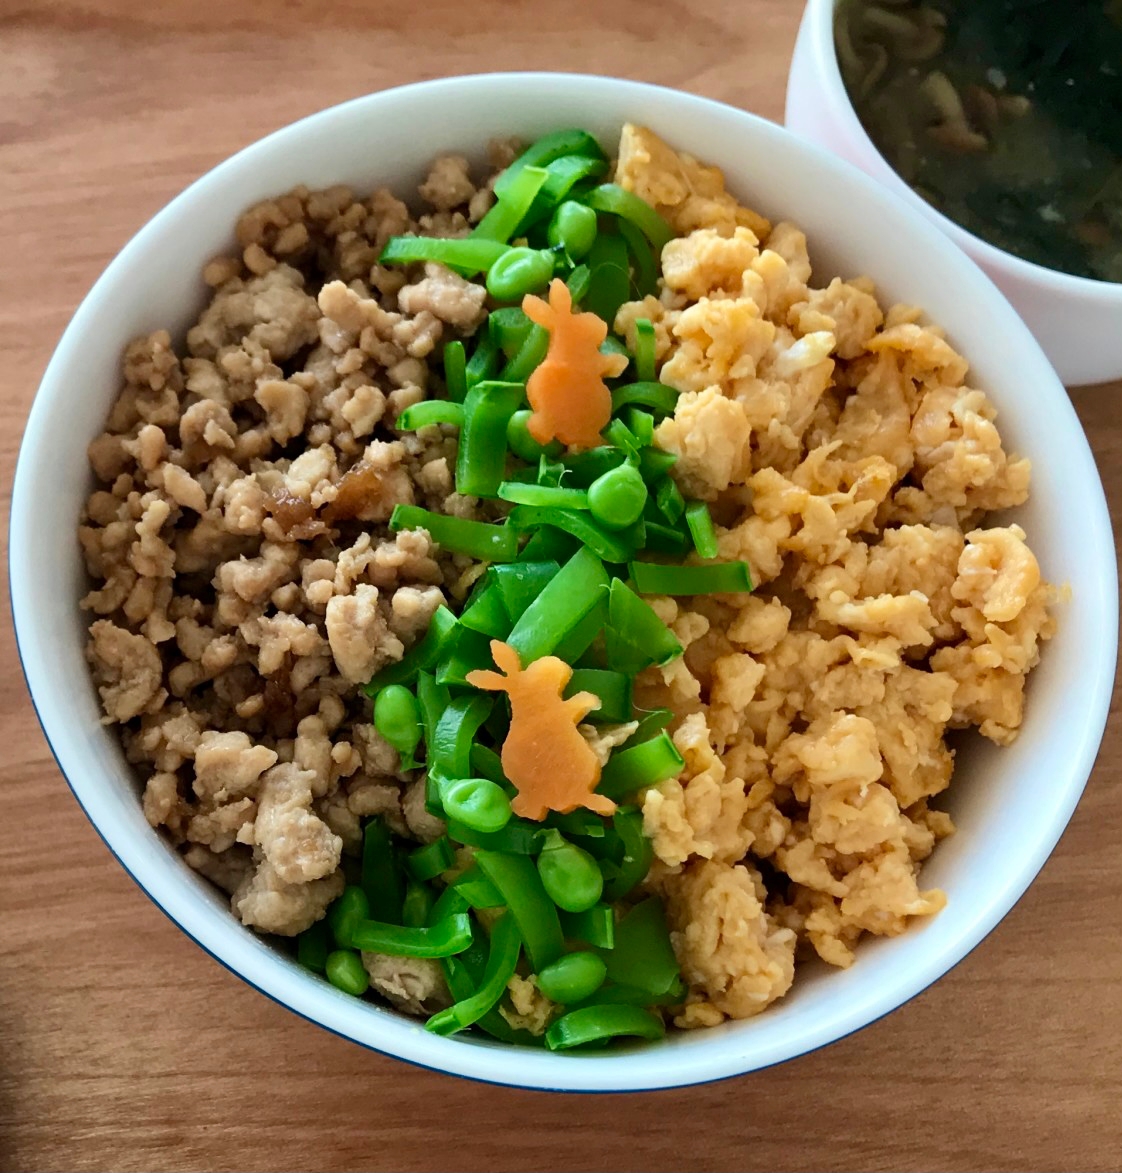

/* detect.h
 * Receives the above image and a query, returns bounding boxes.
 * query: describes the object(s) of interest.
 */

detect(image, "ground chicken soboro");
[81,123,1055,1033]
[79,146,517,1011]
[613,124,1055,1028]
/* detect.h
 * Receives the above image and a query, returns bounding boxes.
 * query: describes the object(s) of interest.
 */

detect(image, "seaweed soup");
[836,0,1122,283]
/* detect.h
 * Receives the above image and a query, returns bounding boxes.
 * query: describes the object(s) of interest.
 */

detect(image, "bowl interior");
[11,73,1117,1091]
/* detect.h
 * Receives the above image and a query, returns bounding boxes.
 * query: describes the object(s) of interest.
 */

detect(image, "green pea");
[401,881,435,928]
[486,247,555,302]
[441,777,513,834]
[588,462,648,530]
[325,949,370,997]
[373,684,421,769]
[327,884,370,950]
[547,200,598,261]
[537,833,604,913]
[536,951,608,1004]
[507,408,564,463]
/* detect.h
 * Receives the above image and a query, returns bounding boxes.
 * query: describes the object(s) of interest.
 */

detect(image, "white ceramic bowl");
[785,0,1122,387]
[11,73,1117,1092]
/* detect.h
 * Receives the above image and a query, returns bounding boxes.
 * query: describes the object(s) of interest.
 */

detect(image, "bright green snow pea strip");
[397,400,463,431]
[633,319,657,384]
[585,231,631,327]
[518,525,580,564]
[363,606,459,692]
[497,482,590,510]
[506,505,637,565]
[685,500,720,560]
[296,919,332,973]
[499,324,549,383]
[523,154,610,229]
[643,519,690,556]
[361,818,404,924]
[564,669,632,724]
[562,446,625,486]
[624,408,655,448]
[546,810,607,840]
[440,954,542,1047]
[427,884,470,927]
[489,306,534,357]
[545,1004,665,1050]
[494,129,607,202]
[601,897,680,996]
[603,627,658,676]
[474,850,564,971]
[608,578,682,667]
[459,578,512,639]
[601,808,653,902]
[426,911,523,1035]
[630,560,753,596]
[444,340,468,403]
[444,817,543,855]
[431,694,493,778]
[656,476,685,524]
[473,164,550,243]
[465,331,500,389]
[602,416,642,459]
[505,545,609,665]
[492,559,560,623]
[435,626,497,688]
[616,216,659,298]
[328,885,370,949]
[390,505,519,562]
[379,235,509,275]
[456,380,524,499]
[406,836,456,883]
[450,864,505,909]
[565,977,686,1012]
[621,707,674,748]
[550,592,607,665]
[350,913,473,959]
[637,447,678,483]
[584,184,675,252]
[469,743,511,792]
[566,262,592,305]
[597,731,685,801]
[559,904,616,950]
[416,671,450,753]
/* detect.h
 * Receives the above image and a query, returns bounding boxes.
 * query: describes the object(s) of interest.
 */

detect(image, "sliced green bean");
[475,850,564,971]
[465,331,499,390]
[296,919,332,973]
[328,885,370,950]
[430,693,493,779]
[456,380,524,499]
[363,606,459,692]
[396,400,464,431]
[507,505,637,565]
[426,911,523,1035]
[584,184,675,252]
[350,913,473,959]
[505,545,609,665]
[607,578,683,667]
[361,818,404,924]
[630,560,753,596]
[494,129,607,202]
[546,1003,665,1050]
[685,500,720,560]
[633,320,657,383]
[390,505,519,562]
[406,836,456,883]
[444,339,468,403]
[601,897,679,996]
[498,482,590,510]
[559,904,616,950]
[564,668,632,724]
[597,731,685,801]
[473,165,549,243]
[492,559,560,623]
[402,882,435,929]
[379,235,508,275]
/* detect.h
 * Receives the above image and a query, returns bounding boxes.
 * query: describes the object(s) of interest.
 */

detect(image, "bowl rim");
[10,69,1119,1092]
[798,0,1122,301]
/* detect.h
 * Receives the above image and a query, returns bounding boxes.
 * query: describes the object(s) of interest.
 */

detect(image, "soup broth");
[836,0,1122,283]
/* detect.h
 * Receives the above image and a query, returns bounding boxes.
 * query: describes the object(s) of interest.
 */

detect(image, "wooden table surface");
[2,2,1120,1170]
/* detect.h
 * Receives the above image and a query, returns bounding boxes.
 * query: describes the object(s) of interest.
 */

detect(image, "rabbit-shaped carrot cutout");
[465,640,617,821]
[522,279,628,450]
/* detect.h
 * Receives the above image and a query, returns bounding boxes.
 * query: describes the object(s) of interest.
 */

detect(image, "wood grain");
[1,3,1119,1170]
